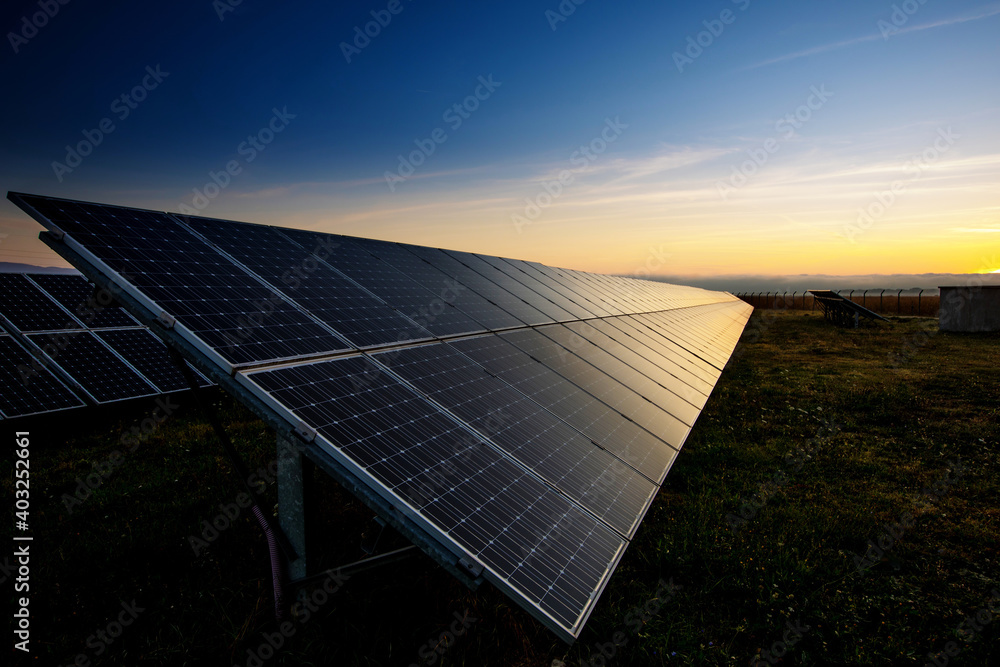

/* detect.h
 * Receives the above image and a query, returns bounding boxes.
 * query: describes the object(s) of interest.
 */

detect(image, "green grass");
[6,312,998,666]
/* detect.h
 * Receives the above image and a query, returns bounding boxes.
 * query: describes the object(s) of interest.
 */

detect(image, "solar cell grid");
[579,318,715,398]
[372,343,657,537]
[448,334,676,483]
[500,258,610,318]
[276,230,490,338]
[94,328,210,393]
[607,315,721,382]
[447,250,577,322]
[537,323,703,425]
[498,328,690,450]
[25,331,158,403]
[0,334,86,417]
[246,355,627,633]
[16,195,351,366]
[0,273,81,332]
[405,245,553,326]
[635,310,734,369]
[341,237,507,335]
[180,216,433,348]
[475,255,597,320]
[532,264,624,316]
[28,273,139,329]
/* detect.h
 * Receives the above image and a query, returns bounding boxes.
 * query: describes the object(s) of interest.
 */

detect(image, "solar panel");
[498,327,691,449]
[536,322,704,424]
[607,315,722,382]
[405,245,554,326]
[245,355,628,633]
[445,250,578,322]
[276,229,493,338]
[808,289,889,326]
[179,215,436,348]
[570,318,714,403]
[9,191,754,642]
[0,273,81,332]
[489,256,600,319]
[372,342,657,537]
[24,331,159,404]
[0,333,86,418]
[93,328,210,393]
[28,273,139,329]
[528,262,624,316]
[448,334,677,484]
[13,196,351,367]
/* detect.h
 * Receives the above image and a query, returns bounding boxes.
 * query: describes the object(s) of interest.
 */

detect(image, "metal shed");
[939,285,1000,332]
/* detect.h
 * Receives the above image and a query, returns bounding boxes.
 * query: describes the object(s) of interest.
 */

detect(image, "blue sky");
[1,0,998,281]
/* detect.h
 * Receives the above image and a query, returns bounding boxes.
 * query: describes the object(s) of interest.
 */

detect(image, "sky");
[1,0,998,287]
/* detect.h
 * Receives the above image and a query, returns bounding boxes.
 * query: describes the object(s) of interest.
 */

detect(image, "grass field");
[7,311,998,666]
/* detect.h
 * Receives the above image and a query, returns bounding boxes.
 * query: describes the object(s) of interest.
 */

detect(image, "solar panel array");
[0,272,208,419]
[9,191,752,641]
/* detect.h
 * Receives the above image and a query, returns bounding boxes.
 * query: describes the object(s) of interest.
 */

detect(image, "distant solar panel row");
[0,272,209,418]
[9,192,752,641]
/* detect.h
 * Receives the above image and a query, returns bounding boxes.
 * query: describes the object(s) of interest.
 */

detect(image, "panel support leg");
[278,433,308,581]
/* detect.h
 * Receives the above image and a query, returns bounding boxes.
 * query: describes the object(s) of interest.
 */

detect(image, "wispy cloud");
[742,4,1000,70]
[952,227,1000,233]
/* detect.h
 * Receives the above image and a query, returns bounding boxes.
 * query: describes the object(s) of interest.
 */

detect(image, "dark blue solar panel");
[0,334,85,417]
[246,355,626,632]
[448,334,676,484]
[351,238,522,333]
[374,343,657,536]
[405,246,553,326]
[538,322,705,423]
[181,215,433,348]
[0,273,80,332]
[28,273,138,329]
[490,256,600,319]
[277,229,490,338]
[94,328,210,393]
[498,328,690,450]
[26,331,158,403]
[16,195,350,366]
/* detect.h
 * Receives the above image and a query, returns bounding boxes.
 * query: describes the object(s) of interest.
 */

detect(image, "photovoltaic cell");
[578,318,715,400]
[28,273,139,329]
[642,303,751,367]
[633,310,732,370]
[246,355,627,633]
[405,245,553,327]
[445,250,589,322]
[526,262,623,317]
[498,328,691,451]
[446,250,577,322]
[26,331,158,403]
[0,273,80,332]
[356,238,529,333]
[94,328,210,393]
[380,242,526,332]
[181,215,433,348]
[536,323,703,425]
[604,315,720,384]
[492,256,600,319]
[15,195,350,366]
[277,229,488,338]
[448,334,677,483]
[0,334,85,417]
[372,343,657,536]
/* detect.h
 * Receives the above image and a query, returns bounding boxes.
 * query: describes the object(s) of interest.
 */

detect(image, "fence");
[735,291,940,317]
